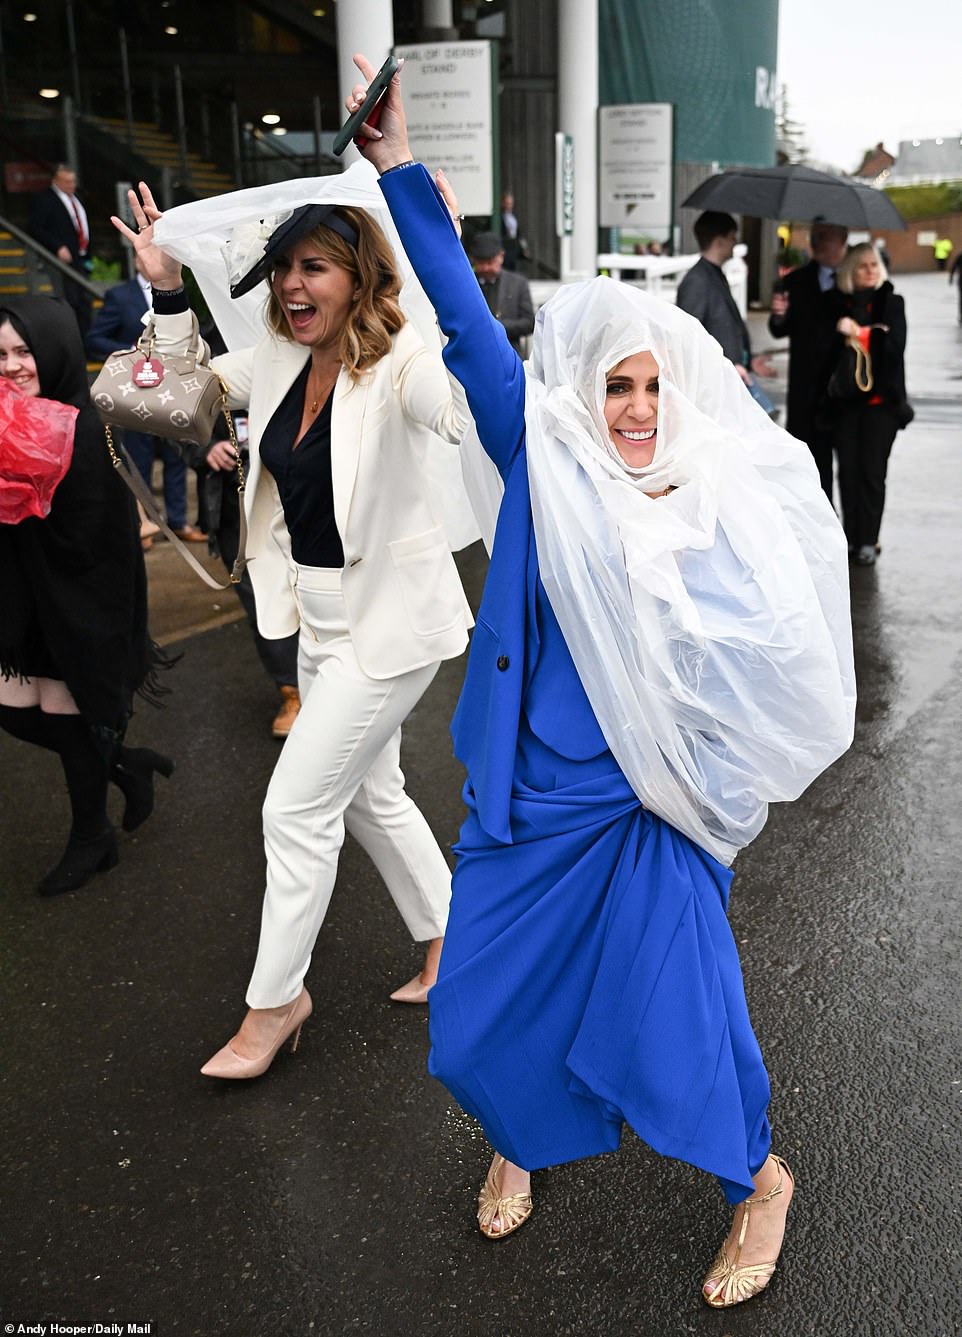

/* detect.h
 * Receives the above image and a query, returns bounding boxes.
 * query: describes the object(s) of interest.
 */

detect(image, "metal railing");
[595,247,750,315]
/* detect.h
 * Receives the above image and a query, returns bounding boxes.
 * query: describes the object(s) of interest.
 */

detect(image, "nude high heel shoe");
[388,974,432,1004]
[200,989,312,1080]
[390,937,442,1004]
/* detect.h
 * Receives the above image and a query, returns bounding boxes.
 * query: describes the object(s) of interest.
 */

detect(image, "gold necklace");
[307,363,339,414]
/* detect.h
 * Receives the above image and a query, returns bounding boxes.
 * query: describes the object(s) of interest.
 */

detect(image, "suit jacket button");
[496,655,509,671]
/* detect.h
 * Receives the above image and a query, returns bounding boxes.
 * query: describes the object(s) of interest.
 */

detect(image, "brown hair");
[264,207,405,378]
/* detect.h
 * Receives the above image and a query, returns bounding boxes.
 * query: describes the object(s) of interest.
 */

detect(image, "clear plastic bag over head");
[522,277,855,865]
[0,378,77,524]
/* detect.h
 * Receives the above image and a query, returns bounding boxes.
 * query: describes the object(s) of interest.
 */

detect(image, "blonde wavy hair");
[264,207,405,378]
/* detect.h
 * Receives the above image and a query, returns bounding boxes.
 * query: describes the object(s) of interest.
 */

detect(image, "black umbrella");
[682,164,906,230]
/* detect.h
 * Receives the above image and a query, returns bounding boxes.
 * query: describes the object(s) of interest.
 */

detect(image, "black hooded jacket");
[0,296,152,735]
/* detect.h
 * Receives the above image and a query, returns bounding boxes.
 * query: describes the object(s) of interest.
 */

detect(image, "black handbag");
[826,335,873,400]
[893,399,915,429]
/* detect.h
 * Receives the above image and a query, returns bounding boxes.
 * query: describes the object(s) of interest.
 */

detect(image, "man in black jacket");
[468,232,535,355]
[768,220,848,498]
[676,211,775,413]
[29,164,93,335]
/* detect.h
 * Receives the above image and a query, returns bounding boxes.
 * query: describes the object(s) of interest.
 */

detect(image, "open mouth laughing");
[287,302,316,330]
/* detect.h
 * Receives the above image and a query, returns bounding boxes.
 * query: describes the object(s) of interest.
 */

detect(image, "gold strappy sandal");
[477,1154,533,1240]
[702,1154,794,1307]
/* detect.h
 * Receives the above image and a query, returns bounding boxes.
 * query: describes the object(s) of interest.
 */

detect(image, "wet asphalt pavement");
[2,273,961,1337]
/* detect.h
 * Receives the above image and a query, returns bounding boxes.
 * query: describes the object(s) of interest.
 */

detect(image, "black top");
[259,362,344,568]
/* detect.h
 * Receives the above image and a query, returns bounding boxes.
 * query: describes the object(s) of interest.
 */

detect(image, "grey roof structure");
[888,137,962,184]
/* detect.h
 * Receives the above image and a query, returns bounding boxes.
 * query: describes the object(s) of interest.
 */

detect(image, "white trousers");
[246,565,451,1009]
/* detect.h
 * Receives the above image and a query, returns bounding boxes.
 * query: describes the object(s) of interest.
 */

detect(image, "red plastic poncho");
[0,376,77,524]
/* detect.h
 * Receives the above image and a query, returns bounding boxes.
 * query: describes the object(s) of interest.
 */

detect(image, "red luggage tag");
[132,357,164,388]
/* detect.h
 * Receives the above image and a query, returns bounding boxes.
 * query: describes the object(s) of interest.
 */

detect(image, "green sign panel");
[599,0,778,166]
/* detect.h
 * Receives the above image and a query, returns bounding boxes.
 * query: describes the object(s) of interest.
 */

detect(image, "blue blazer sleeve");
[85,283,145,359]
[379,165,526,480]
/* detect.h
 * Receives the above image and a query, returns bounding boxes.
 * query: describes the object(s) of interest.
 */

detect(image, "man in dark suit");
[768,220,848,498]
[676,211,776,414]
[85,259,204,542]
[499,191,527,271]
[468,231,535,355]
[29,163,93,335]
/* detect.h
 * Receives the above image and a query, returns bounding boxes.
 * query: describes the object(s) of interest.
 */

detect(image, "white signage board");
[598,103,673,231]
[395,42,494,217]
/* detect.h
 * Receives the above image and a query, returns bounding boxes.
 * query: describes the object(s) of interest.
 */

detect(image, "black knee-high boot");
[36,714,117,897]
[0,703,59,751]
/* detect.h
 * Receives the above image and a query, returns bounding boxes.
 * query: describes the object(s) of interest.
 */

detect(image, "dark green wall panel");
[600,0,778,165]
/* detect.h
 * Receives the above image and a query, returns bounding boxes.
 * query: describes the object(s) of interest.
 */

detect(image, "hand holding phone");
[333,53,399,156]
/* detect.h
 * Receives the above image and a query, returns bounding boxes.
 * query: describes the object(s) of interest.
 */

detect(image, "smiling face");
[0,320,41,397]
[270,237,358,350]
[603,350,660,467]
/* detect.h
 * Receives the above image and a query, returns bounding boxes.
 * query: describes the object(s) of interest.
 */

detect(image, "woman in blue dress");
[349,59,855,1308]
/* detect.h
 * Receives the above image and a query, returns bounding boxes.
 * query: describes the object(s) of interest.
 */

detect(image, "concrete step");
[89,117,236,193]
[0,282,55,295]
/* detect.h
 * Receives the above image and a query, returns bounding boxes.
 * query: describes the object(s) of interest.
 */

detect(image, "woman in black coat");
[824,244,910,566]
[0,296,171,895]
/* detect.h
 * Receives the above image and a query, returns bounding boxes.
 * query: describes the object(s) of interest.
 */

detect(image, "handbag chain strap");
[104,376,249,591]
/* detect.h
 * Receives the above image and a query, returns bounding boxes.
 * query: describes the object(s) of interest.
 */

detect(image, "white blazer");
[152,311,474,680]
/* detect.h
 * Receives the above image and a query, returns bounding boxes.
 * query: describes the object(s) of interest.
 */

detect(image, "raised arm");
[110,184,252,411]
[347,54,526,479]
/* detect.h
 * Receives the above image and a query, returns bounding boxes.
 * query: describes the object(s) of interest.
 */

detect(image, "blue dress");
[381,167,771,1204]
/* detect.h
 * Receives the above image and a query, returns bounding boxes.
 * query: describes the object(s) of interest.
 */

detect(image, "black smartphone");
[332,54,400,157]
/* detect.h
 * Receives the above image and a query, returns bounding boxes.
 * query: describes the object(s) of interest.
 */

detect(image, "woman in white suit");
[113,184,472,1078]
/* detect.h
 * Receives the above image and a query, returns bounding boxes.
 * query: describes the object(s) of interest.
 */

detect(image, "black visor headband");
[229,203,360,299]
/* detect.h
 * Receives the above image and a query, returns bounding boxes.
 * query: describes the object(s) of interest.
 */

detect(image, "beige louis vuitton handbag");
[92,323,247,589]
[91,321,228,446]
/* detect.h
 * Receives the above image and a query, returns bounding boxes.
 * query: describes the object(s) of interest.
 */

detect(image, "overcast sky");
[776,0,961,172]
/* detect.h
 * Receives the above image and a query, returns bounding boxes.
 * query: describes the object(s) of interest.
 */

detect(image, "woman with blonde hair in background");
[824,242,911,566]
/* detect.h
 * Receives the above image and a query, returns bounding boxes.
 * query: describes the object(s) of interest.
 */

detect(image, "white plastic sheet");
[523,277,855,865]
